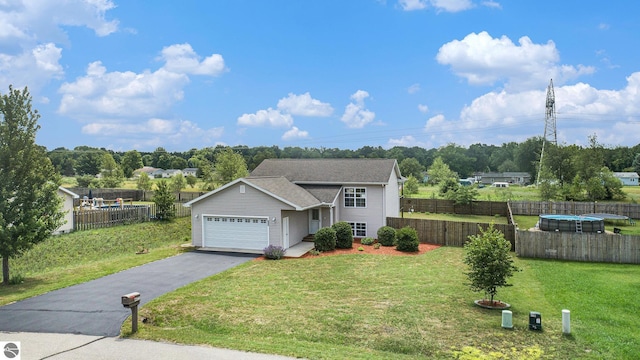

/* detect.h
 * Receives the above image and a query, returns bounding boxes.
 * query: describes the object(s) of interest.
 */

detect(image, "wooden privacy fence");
[401,198,508,217]
[74,203,191,231]
[509,201,640,219]
[516,230,640,264]
[387,217,516,249]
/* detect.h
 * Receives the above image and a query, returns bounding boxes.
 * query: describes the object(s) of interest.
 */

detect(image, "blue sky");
[2,0,640,152]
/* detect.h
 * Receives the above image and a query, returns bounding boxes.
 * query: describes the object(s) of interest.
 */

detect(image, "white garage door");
[203,216,269,251]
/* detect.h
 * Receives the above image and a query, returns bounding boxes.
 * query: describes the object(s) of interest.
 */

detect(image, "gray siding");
[384,171,400,219]
[190,182,295,247]
[282,210,308,247]
[339,184,385,238]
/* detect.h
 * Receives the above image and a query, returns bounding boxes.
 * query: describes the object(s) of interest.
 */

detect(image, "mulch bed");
[256,239,441,261]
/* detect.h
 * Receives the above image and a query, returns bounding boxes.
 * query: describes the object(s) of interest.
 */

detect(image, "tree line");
[48,139,640,182]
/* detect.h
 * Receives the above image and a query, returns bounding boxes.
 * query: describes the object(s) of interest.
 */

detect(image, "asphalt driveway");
[0,251,257,336]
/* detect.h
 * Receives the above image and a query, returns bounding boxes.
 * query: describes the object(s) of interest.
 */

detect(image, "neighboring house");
[182,168,199,177]
[134,166,158,177]
[614,172,639,186]
[150,169,183,178]
[163,169,183,178]
[55,186,79,234]
[476,172,531,185]
[184,158,403,253]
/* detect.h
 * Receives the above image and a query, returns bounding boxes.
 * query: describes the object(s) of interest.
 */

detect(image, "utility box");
[529,311,542,330]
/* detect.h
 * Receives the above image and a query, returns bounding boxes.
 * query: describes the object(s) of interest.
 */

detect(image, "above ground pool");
[538,214,605,233]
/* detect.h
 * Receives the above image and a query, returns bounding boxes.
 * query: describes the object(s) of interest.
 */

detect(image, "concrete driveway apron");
[0,251,257,336]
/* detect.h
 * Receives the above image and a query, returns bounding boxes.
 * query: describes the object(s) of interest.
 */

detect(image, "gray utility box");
[529,311,542,330]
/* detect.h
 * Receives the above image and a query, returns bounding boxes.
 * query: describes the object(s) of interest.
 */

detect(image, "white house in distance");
[56,186,79,234]
[184,158,403,254]
[613,172,640,186]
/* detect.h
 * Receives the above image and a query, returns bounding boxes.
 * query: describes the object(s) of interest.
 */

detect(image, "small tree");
[136,172,152,191]
[170,173,185,193]
[314,227,336,252]
[396,226,419,252]
[152,180,175,221]
[463,223,519,306]
[100,153,124,188]
[404,175,420,196]
[332,221,353,249]
[185,174,198,188]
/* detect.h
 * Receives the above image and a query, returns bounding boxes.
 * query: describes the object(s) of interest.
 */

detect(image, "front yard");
[125,247,640,359]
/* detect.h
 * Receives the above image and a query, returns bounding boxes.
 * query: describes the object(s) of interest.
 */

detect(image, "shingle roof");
[244,177,323,209]
[250,158,399,184]
[299,185,342,203]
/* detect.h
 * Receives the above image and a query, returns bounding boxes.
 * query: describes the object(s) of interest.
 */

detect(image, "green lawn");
[0,218,192,305]
[402,211,509,225]
[126,248,639,359]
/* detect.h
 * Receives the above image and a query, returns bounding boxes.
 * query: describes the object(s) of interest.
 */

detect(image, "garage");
[203,215,269,251]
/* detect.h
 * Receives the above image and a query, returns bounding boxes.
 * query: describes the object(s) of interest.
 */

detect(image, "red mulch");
[255,240,440,261]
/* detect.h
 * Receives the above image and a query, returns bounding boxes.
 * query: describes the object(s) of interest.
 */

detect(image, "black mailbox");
[121,292,140,308]
[529,311,542,330]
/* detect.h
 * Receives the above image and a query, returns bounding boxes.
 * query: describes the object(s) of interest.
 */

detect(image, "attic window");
[240,185,246,194]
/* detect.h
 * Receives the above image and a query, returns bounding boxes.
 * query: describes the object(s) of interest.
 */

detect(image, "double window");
[344,187,366,208]
[348,222,367,237]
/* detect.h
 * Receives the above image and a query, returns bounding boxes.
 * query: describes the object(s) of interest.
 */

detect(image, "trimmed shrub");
[361,237,375,245]
[314,227,337,252]
[377,226,396,246]
[373,243,381,249]
[332,221,354,249]
[263,245,286,260]
[396,226,420,252]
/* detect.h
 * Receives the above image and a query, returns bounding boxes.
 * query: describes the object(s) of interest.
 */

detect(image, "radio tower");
[536,79,557,185]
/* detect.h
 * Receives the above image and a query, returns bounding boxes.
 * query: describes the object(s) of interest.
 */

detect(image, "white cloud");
[418,104,429,113]
[237,108,294,127]
[277,92,334,117]
[341,90,376,128]
[418,72,640,147]
[58,44,225,119]
[59,61,189,117]
[398,0,474,12]
[0,0,119,92]
[82,118,224,147]
[160,43,226,76]
[436,31,595,91]
[387,135,426,148]
[0,42,63,90]
[481,1,501,9]
[408,83,421,94]
[282,126,309,140]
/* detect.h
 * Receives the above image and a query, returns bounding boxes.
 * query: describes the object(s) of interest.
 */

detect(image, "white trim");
[347,221,367,237]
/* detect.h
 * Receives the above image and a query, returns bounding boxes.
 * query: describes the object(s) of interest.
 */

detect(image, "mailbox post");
[121,292,141,333]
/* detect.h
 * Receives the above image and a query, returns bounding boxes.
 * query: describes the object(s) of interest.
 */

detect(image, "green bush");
[377,226,396,246]
[361,237,375,245]
[373,243,381,249]
[314,227,336,252]
[396,226,419,252]
[332,221,353,249]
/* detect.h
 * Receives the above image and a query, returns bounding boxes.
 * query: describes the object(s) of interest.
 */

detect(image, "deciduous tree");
[0,86,64,285]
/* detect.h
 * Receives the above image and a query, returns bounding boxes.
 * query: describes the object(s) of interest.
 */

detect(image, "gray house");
[184,158,403,253]
[613,172,639,186]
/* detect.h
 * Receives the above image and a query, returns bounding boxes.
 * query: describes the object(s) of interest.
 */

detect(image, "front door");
[282,216,290,249]
[309,208,320,234]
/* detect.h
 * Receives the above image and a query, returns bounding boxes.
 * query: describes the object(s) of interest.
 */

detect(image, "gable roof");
[58,186,79,199]
[250,158,401,184]
[184,177,327,210]
[614,172,639,178]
